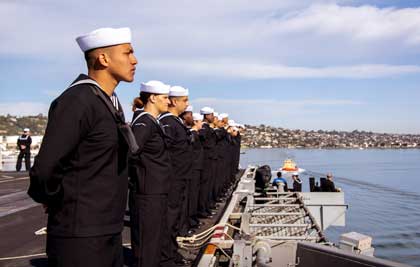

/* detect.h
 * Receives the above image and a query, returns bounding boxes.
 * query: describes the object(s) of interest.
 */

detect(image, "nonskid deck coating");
[0,171,244,267]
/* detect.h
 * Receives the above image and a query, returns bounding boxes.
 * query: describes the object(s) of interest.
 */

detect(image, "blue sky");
[1,0,420,134]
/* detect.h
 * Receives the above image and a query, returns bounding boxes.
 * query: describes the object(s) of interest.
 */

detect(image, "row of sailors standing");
[128,81,242,267]
[27,27,242,267]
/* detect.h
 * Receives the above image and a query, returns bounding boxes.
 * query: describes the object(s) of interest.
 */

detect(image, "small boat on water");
[280,158,305,173]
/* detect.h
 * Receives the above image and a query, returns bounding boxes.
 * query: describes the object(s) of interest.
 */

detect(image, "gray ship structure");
[182,166,413,267]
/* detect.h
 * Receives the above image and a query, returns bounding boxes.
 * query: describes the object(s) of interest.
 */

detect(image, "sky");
[1,0,420,134]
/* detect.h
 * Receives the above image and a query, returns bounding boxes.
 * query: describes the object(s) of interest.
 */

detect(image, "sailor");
[214,113,229,200]
[129,80,172,267]
[16,128,32,171]
[233,123,242,176]
[158,86,193,266]
[188,112,205,231]
[180,105,194,127]
[292,173,303,192]
[28,27,137,267]
[219,113,233,195]
[197,107,218,218]
[227,120,240,184]
[208,112,220,203]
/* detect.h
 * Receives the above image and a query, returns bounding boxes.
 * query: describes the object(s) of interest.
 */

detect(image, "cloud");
[146,59,420,79]
[2,1,420,66]
[0,102,49,116]
[268,4,420,45]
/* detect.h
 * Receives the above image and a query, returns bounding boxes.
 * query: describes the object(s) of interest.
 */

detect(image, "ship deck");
[0,171,244,267]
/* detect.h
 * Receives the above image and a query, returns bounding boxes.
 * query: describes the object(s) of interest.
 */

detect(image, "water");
[240,148,420,266]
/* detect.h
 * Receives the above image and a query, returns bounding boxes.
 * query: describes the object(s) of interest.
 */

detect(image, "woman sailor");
[129,80,172,267]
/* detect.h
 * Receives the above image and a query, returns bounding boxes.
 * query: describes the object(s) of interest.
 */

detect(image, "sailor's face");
[177,96,189,114]
[194,120,203,130]
[155,94,170,113]
[207,113,214,123]
[182,112,193,126]
[108,43,138,82]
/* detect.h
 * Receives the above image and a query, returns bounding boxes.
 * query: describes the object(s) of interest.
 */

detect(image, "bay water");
[240,148,420,266]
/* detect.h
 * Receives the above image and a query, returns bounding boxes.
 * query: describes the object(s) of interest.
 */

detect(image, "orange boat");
[281,159,299,172]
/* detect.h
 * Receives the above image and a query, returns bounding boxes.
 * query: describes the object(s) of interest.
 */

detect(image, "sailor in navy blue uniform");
[187,112,204,230]
[16,128,32,171]
[233,121,243,180]
[27,27,138,267]
[197,107,218,217]
[158,86,192,266]
[180,105,193,128]
[180,105,200,231]
[227,121,240,184]
[216,113,231,197]
[129,80,172,267]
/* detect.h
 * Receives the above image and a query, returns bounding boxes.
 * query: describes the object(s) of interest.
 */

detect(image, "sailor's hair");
[132,92,152,111]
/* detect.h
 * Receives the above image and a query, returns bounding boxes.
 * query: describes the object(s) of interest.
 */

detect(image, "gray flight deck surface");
[0,171,243,267]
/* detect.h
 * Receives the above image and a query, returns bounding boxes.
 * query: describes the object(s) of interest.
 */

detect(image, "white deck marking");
[0,177,29,184]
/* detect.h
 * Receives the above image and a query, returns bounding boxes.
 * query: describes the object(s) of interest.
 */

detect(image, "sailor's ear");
[149,94,157,104]
[97,52,110,67]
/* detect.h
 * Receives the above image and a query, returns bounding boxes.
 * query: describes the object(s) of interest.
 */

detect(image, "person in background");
[16,128,32,171]
[325,173,341,192]
[292,173,302,192]
[272,171,288,192]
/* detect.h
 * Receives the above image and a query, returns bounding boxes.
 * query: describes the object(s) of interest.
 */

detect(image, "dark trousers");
[129,189,140,264]
[199,159,214,214]
[223,156,232,188]
[129,193,168,267]
[46,233,123,267]
[188,170,201,225]
[216,158,226,197]
[16,151,30,171]
[179,178,190,236]
[210,159,218,204]
[198,163,211,216]
[161,179,187,265]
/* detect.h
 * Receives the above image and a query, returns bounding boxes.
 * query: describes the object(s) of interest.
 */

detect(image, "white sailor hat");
[169,86,189,97]
[200,107,214,115]
[23,128,30,132]
[292,172,299,176]
[76,27,132,52]
[228,119,236,126]
[185,105,193,113]
[214,112,219,118]
[193,113,202,121]
[218,113,229,120]
[140,80,170,94]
